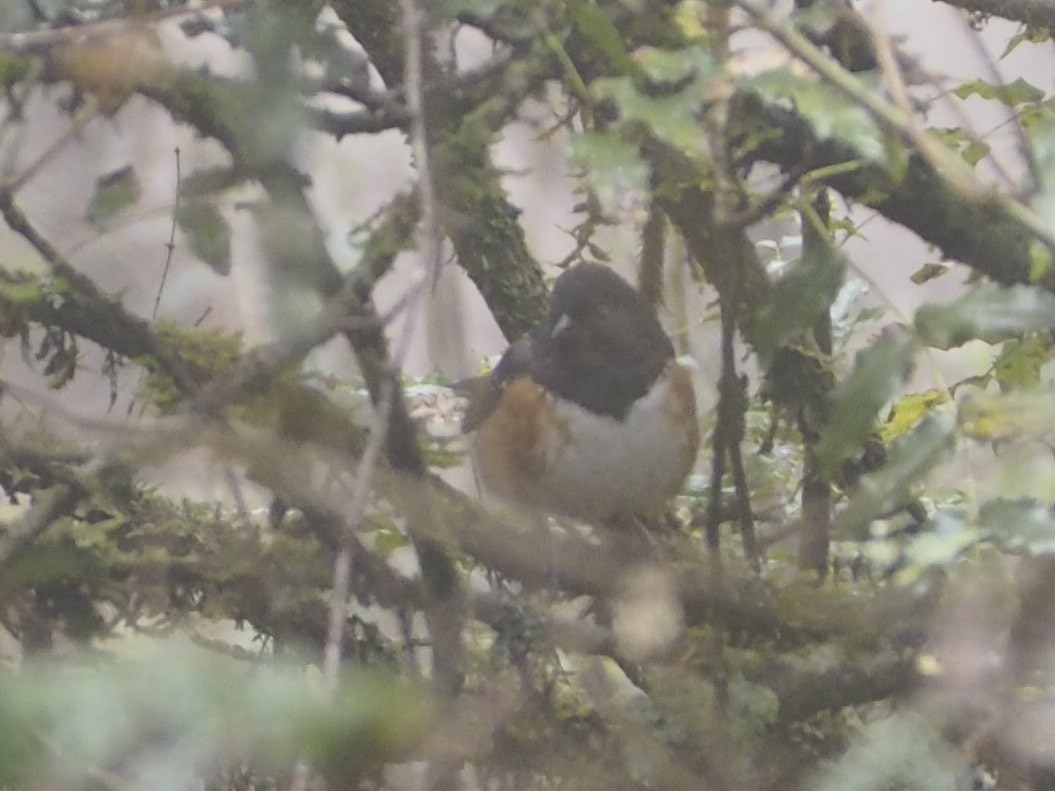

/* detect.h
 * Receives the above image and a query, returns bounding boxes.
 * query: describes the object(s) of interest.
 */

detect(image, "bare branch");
[400,0,442,284]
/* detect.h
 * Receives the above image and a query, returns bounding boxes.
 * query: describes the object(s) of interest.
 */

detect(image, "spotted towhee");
[464,263,699,524]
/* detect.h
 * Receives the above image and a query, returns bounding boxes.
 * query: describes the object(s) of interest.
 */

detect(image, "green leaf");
[176,201,232,275]
[754,245,847,362]
[1031,238,1054,281]
[898,508,977,582]
[85,166,141,229]
[962,139,991,166]
[879,390,950,444]
[834,412,956,539]
[1001,25,1051,58]
[915,283,1055,349]
[593,76,698,153]
[746,70,886,163]
[958,390,1055,442]
[634,46,701,85]
[590,46,715,155]
[568,0,644,82]
[0,52,32,86]
[0,276,43,305]
[570,132,649,216]
[988,438,1055,502]
[953,77,1045,107]
[979,498,1055,554]
[1020,99,1055,137]
[1030,119,1055,233]
[994,336,1051,389]
[909,262,951,285]
[71,516,129,550]
[371,517,411,558]
[929,128,991,167]
[816,328,915,476]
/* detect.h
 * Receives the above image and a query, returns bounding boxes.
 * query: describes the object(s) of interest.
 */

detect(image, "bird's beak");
[550,312,571,338]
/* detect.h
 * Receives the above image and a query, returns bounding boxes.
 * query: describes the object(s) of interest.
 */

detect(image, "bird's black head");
[533,263,675,419]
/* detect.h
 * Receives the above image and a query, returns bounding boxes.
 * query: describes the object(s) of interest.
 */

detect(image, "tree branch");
[733,94,1053,290]
[0,192,198,392]
[934,0,1055,28]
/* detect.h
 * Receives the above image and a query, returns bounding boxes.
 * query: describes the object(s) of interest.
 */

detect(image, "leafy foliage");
[916,283,1055,348]
[175,201,233,275]
[0,1,1054,790]
[0,646,427,788]
[85,166,142,229]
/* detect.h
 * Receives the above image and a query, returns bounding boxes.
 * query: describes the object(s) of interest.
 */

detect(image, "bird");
[463,263,699,526]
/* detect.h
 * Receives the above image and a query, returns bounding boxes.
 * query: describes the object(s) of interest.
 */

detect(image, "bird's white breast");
[533,365,696,521]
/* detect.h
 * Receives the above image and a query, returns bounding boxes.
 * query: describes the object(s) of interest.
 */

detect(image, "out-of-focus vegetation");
[1,0,1055,789]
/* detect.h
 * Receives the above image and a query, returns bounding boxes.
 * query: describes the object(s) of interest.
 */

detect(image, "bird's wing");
[458,336,535,432]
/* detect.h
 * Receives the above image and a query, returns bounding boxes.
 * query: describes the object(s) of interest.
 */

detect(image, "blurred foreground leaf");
[755,245,847,362]
[0,644,430,789]
[747,70,888,163]
[879,390,951,444]
[85,166,141,229]
[176,202,233,276]
[958,390,1055,442]
[571,132,649,217]
[812,711,964,791]
[979,498,1055,554]
[952,77,1045,108]
[816,327,915,476]
[592,46,716,155]
[916,284,1055,349]
[568,0,643,82]
[834,413,956,538]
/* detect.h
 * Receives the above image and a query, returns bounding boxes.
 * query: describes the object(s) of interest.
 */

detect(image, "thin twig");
[287,211,433,791]
[705,384,727,557]
[868,10,913,119]
[400,0,442,285]
[954,10,1040,191]
[728,394,758,570]
[873,3,1019,194]
[153,147,181,320]
[797,193,834,578]
[292,380,396,790]
[320,382,393,693]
